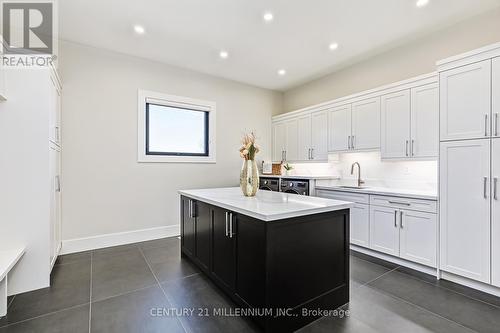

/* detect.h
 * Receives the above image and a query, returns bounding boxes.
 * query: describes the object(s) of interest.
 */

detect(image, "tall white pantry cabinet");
[438,43,500,288]
[0,65,62,294]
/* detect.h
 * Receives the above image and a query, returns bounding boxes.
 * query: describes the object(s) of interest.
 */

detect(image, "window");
[138,90,216,163]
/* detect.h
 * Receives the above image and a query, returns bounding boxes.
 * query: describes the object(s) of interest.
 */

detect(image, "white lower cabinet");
[440,139,491,283]
[399,210,437,267]
[369,206,400,256]
[492,138,500,287]
[351,204,370,247]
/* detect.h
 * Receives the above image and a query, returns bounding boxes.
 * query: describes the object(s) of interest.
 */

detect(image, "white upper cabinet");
[328,104,351,152]
[493,57,500,138]
[440,139,491,283]
[284,118,298,162]
[381,90,411,159]
[351,97,381,151]
[492,138,500,287]
[311,110,328,161]
[411,83,439,158]
[296,114,312,161]
[440,60,491,141]
[272,121,286,162]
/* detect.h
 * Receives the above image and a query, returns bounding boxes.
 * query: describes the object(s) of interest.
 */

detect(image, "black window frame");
[145,102,210,157]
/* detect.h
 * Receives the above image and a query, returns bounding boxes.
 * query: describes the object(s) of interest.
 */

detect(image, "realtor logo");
[2,2,53,54]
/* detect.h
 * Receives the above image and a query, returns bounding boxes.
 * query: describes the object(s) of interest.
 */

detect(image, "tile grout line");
[136,244,191,333]
[357,266,401,288]
[88,251,93,333]
[394,267,500,310]
[357,283,479,333]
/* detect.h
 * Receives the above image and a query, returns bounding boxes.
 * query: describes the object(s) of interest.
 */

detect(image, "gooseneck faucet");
[351,162,365,187]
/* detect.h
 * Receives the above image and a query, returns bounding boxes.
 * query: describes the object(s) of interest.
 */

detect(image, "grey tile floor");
[1,236,500,332]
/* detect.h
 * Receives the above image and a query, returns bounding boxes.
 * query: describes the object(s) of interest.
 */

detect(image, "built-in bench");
[0,248,25,317]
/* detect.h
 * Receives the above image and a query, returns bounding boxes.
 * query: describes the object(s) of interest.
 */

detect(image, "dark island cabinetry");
[180,195,349,332]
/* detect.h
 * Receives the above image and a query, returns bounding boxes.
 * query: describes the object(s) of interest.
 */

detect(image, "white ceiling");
[59,0,500,91]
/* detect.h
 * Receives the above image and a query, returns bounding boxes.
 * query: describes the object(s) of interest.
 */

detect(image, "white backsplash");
[289,152,437,192]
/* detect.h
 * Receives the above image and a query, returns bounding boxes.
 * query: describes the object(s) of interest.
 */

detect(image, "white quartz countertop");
[179,187,352,221]
[260,174,340,180]
[315,185,438,201]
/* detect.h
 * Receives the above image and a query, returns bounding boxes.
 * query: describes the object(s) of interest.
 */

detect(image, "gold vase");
[240,159,259,197]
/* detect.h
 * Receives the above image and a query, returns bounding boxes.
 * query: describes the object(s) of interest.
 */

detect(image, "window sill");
[138,155,216,163]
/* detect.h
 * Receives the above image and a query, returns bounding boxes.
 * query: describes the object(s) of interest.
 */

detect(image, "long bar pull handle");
[188,200,192,218]
[394,210,398,228]
[352,135,355,150]
[400,211,404,228]
[405,140,409,157]
[485,114,489,137]
[348,136,351,150]
[495,177,498,201]
[388,200,411,206]
[55,175,61,192]
[229,212,233,238]
[496,113,499,137]
[484,177,488,199]
[411,139,415,157]
[225,212,229,237]
[311,148,314,159]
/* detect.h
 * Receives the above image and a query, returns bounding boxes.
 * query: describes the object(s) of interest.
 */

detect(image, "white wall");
[282,8,500,112]
[290,152,437,192]
[59,41,282,245]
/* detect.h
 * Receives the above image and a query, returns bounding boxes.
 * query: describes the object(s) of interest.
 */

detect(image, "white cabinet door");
[493,57,500,138]
[49,75,61,146]
[381,90,410,159]
[285,118,298,161]
[296,114,312,161]
[328,105,351,152]
[440,60,491,141]
[351,203,370,247]
[411,83,439,158]
[49,144,61,268]
[311,110,328,161]
[272,122,286,162]
[352,97,380,151]
[369,205,400,256]
[492,139,500,287]
[399,210,437,268]
[440,139,491,283]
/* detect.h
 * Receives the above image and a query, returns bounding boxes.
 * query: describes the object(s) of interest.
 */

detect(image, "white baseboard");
[61,225,180,254]
[441,271,500,297]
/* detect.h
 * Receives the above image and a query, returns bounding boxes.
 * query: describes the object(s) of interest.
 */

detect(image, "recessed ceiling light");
[416,0,429,8]
[219,50,229,59]
[133,25,145,34]
[278,69,286,76]
[329,42,339,51]
[263,12,274,22]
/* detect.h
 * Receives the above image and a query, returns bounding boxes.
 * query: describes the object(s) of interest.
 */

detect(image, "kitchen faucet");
[351,162,365,187]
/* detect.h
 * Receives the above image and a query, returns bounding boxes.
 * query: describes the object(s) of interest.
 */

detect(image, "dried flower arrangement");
[239,132,260,161]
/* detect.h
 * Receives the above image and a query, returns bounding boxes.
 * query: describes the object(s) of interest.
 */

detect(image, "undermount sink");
[338,185,369,189]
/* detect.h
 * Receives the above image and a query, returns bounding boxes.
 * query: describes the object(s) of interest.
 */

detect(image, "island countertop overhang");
[178,187,353,221]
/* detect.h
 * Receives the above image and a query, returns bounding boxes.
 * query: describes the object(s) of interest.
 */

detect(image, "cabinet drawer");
[316,189,369,204]
[370,195,437,213]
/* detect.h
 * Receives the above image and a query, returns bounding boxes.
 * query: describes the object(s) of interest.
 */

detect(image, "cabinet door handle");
[484,177,488,199]
[495,113,499,137]
[225,212,229,237]
[352,135,355,150]
[494,177,498,201]
[394,210,398,228]
[388,200,411,206]
[311,148,314,159]
[411,139,415,157]
[405,140,409,157]
[400,211,404,228]
[229,212,234,238]
[55,126,60,142]
[485,114,489,137]
[188,200,192,218]
[347,136,351,150]
[55,175,61,192]
[308,148,311,159]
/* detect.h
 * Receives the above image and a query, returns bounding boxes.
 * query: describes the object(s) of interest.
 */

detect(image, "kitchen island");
[179,187,352,332]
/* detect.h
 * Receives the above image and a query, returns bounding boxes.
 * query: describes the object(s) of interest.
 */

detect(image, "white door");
[352,97,381,151]
[491,138,500,287]
[272,122,286,162]
[440,60,491,141]
[492,57,500,138]
[351,203,370,247]
[399,210,437,268]
[440,139,491,283]
[411,83,439,158]
[369,205,400,256]
[381,90,411,159]
[285,119,298,161]
[328,104,351,152]
[311,110,328,161]
[296,114,312,161]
